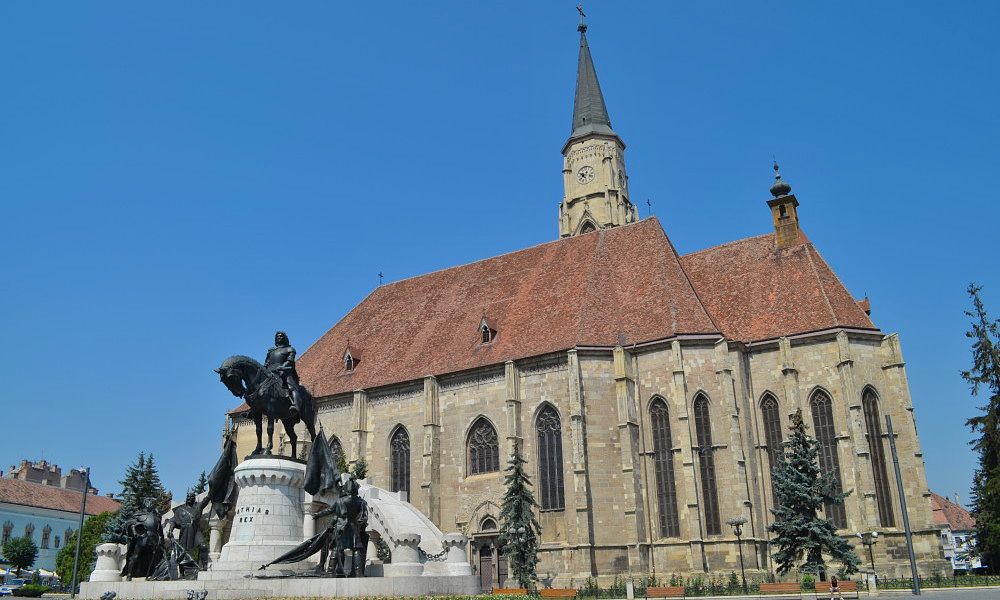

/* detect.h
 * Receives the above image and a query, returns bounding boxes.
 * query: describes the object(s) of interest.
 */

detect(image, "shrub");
[12,584,48,597]
[801,574,816,590]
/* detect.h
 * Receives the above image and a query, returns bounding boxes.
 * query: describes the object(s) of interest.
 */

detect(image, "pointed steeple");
[558,8,636,238]
[566,12,618,150]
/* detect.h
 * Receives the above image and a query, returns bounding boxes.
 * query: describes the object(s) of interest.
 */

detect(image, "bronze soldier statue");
[121,497,164,580]
[164,491,210,570]
[264,330,301,416]
[315,474,369,577]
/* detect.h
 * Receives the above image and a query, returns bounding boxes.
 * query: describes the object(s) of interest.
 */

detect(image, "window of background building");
[811,390,847,528]
[390,425,411,499]
[694,394,721,535]
[536,405,565,511]
[650,398,680,537]
[760,393,784,505]
[863,387,896,527]
[468,418,500,475]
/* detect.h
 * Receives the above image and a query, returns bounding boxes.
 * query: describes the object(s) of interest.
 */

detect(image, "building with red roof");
[225,17,946,586]
[1,465,119,573]
[931,493,981,572]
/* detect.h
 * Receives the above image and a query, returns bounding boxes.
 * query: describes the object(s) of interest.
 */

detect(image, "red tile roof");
[679,232,877,343]
[228,219,880,408]
[931,492,976,531]
[0,478,120,516]
[297,218,718,398]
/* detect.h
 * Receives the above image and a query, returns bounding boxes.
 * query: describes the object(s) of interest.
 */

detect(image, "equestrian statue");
[216,330,317,457]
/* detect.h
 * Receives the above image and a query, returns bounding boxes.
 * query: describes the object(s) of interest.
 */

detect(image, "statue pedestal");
[89,543,126,582]
[202,456,313,578]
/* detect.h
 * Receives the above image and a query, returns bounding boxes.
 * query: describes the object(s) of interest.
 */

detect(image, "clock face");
[576,165,595,184]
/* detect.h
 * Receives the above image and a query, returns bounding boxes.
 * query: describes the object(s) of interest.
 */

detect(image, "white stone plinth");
[381,533,423,577]
[80,573,480,598]
[442,533,473,576]
[209,457,312,574]
[89,543,125,582]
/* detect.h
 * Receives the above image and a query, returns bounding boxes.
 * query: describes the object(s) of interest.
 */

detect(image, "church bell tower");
[559,14,637,238]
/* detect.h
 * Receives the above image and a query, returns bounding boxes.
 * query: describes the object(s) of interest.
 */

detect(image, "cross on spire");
[378,271,384,286]
[576,4,587,32]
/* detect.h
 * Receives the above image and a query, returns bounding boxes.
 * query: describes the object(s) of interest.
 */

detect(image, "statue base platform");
[79,573,480,598]
[210,456,313,575]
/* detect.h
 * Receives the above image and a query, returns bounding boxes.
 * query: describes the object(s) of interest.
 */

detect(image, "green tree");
[497,444,541,590]
[768,409,860,576]
[963,283,1000,571]
[350,458,368,480]
[191,471,208,496]
[2,537,38,576]
[102,452,170,543]
[55,512,114,587]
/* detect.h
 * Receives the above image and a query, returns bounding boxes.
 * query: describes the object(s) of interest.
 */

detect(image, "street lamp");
[507,526,528,543]
[726,516,749,594]
[856,531,879,584]
[69,467,90,599]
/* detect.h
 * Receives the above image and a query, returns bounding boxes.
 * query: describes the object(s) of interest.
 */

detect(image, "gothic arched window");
[863,387,896,527]
[65,528,73,546]
[694,394,721,535]
[760,394,784,504]
[2,521,12,545]
[536,405,565,511]
[390,426,411,499]
[580,222,597,234]
[41,525,51,549]
[54,535,61,549]
[24,523,35,541]
[650,398,680,537]
[468,418,500,475]
[811,390,847,529]
[329,436,345,467]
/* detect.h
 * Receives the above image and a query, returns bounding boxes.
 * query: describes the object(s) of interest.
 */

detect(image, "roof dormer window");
[344,349,356,372]
[479,317,496,344]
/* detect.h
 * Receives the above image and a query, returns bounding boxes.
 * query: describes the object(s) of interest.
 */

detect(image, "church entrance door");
[479,543,494,591]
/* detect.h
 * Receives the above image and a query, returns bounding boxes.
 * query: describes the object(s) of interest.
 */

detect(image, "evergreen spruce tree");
[497,444,541,590]
[191,471,208,495]
[102,452,170,542]
[768,409,860,576]
[962,283,1000,570]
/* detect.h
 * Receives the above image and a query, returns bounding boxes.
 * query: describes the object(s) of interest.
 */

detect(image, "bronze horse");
[216,355,317,457]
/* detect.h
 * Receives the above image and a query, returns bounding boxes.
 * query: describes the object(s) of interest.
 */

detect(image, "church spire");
[567,6,617,149]
[767,161,802,249]
[558,8,636,238]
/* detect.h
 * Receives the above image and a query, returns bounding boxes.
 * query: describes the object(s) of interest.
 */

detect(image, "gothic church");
[228,19,946,586]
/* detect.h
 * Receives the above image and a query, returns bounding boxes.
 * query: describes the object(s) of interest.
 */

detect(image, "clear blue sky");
[2,2,997,507]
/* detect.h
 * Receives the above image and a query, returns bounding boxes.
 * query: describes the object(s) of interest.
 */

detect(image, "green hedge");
[878,574,1000,589]
[12,584,48,597]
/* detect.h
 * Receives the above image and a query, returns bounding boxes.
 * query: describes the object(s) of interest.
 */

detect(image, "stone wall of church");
[229,330,947,585]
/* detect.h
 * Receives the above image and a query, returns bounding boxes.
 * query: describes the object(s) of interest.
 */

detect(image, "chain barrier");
[418,546,449,562]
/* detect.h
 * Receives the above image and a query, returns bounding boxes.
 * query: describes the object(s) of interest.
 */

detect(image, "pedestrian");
[829,575,842,600]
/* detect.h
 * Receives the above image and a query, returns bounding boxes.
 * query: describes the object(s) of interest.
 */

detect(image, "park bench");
[540,589,578,599]
[759,582,803,597]
[492,589,529,596]
[645,586,685,598]
[805,580,860,599]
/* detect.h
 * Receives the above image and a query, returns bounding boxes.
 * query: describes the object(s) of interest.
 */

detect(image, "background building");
[931,492,981,573]
[0,461,119,572]
[226,20,949,586]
